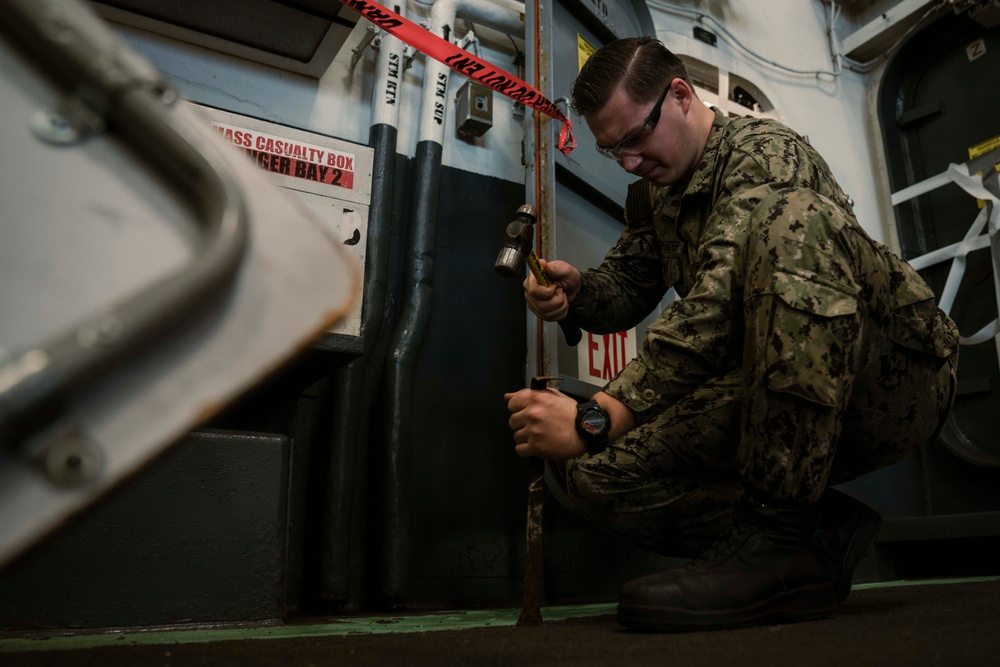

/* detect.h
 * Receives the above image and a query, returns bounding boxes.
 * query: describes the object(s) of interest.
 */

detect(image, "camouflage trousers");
[563,188,958,557]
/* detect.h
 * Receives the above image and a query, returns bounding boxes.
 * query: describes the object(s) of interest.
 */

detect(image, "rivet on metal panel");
[43,433,103,488]
[30,108,83,145]
[158,87,178,105]
[77,314,125,349]
[30,99,105,145]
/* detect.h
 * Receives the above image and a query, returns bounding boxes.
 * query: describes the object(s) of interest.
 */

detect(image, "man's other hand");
[504,387,585,461]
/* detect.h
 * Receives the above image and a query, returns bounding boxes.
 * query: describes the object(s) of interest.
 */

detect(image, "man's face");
[586,78,700,187]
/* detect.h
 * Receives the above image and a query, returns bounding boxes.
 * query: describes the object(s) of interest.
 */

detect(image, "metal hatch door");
[0,0,358,570]
[880,8,1000,471]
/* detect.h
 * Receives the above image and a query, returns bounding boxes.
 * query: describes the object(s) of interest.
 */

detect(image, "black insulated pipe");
[322,6,408,607]
[321,121,402,606]
[381,139,442,603]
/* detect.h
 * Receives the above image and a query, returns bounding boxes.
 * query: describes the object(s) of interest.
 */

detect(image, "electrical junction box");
[455,80,493,138]
[190,103,372,343]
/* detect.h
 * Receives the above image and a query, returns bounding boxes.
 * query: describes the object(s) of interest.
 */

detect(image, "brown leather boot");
[617,496,839,632]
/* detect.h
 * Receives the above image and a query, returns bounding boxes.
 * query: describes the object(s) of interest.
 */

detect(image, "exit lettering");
[578,329,637,385]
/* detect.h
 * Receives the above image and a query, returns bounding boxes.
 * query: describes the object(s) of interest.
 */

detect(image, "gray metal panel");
[554,179,667,386]
[552,0,655,209]
[561,0,655,42]
[546,0,663,385]
[527,0,654,381]
[0,431,289,630]
[0,78,193,357]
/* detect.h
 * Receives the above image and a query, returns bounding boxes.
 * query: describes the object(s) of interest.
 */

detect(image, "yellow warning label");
[577,34,597,73]
[969,134,1000,159]
[968,134,1000,208]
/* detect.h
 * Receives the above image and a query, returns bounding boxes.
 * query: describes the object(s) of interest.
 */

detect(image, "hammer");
[495,205,582,347]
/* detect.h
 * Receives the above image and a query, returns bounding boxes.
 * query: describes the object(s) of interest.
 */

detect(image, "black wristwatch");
[575,400,610,456]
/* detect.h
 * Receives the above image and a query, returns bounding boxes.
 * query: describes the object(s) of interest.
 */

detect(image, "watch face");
[580,407,608,436]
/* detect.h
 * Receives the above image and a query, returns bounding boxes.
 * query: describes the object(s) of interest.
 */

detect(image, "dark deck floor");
[2,578,998,666]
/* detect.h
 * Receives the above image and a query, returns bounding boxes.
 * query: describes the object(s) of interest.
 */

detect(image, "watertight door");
[0,0,359,570]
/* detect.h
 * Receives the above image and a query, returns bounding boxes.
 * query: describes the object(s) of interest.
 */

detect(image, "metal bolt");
[30,107,82,145]
[77,313,124,349]
[43,434,102,488]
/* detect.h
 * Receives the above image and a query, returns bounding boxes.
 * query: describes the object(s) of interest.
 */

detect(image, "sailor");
[505,36,958,631]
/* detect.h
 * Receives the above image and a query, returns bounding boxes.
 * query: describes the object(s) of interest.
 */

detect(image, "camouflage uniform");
[564,108,959,557]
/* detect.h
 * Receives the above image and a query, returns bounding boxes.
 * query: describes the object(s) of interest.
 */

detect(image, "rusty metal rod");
[516,374,556,626]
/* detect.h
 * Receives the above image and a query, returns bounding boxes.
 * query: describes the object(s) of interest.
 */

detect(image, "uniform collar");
[678,106,728,197]
[650,107,728,212]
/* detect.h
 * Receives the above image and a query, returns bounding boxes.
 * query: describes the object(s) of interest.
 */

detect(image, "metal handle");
[0,0,249,442]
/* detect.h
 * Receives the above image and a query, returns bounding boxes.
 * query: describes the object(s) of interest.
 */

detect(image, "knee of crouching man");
[563,456,608,515]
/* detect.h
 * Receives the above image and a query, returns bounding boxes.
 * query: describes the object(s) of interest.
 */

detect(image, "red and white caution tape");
[340,0,575,154]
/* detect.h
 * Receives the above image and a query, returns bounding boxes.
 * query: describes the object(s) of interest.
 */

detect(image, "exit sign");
[577,329,637,386]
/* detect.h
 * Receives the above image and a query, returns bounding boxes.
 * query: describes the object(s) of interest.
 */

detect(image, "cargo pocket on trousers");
[889,283,959,360]
[764,270,859,407]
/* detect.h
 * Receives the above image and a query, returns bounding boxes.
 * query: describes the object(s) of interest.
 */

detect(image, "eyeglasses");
[596,79,674,160]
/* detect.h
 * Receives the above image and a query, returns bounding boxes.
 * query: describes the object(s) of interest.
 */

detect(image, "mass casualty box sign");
[212,122,356,190]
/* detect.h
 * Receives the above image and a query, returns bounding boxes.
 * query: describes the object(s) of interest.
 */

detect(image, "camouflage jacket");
[571,108,905,419]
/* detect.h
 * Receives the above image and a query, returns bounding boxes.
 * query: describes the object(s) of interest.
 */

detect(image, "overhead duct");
[91,0,361,77]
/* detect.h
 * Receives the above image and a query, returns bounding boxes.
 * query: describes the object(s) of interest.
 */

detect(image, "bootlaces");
[686,520,757,570]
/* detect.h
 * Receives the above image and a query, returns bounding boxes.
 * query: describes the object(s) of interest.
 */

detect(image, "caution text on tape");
[341,0,575,153]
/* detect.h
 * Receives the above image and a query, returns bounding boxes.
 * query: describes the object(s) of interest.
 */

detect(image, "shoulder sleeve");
[571,179,669,334]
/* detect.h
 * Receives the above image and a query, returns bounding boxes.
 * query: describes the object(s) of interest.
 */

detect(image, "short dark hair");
[571,37,690,118]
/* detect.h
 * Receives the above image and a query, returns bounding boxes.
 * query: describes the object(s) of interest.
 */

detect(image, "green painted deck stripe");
[2,576,997,653]
[851,575,1000,590]
[0,602,616,652]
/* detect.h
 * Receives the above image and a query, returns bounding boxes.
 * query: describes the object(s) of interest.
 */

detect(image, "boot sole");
[618,583,838,633]
[838,504,882,602]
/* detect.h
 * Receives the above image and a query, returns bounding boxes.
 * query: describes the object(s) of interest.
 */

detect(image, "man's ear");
[673,78,693,113]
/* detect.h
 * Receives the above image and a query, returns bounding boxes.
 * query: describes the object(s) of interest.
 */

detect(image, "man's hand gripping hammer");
[495,205,582,346]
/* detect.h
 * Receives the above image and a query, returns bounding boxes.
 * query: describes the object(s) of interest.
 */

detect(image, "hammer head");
[494,204,538,278]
